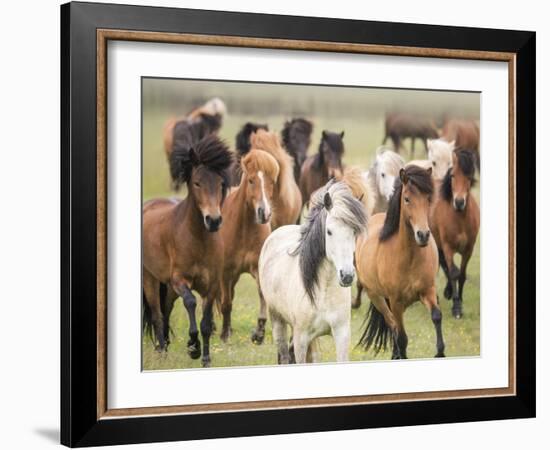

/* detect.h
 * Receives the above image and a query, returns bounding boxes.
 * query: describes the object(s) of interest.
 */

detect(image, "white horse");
[259,181,367,364]
[407,138,455,180]
[364,147,405,214]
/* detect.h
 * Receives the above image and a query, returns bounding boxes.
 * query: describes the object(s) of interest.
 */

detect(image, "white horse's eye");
[432,161,437,166]
[381,173,386,178]
[327,229,332,236]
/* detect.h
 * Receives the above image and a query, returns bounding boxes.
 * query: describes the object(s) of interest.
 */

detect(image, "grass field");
[142,83,480,370]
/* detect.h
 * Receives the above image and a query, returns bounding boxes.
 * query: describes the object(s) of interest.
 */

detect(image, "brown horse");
[430,149,480,319]
[249,130,302,229]
[356,165,444,359]
[229,122,269,186]
[281,118,314,183]
[163,98,226,186]
[382,112,439,157]
[218,150,280,344]
[142,135,233,367]
[441,118,480,168]
[299,130,345,206]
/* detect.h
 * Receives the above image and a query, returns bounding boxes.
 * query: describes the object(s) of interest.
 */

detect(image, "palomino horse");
[218,150,280,344]
[442,118,480,168]
[382,111,439,157]
[259,181,367,364]
[230,122,269,186]
[142,135,232,367]
[299,130,345,206]
[163,98,227,184]
[356,165,444,359]
[430,149,480,318]
[281,118,314,183]
[407,138,455,181]
[364,147,405,214]
[250,130,302,229]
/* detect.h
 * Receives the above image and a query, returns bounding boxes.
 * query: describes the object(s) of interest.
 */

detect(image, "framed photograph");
[61,1,535,447]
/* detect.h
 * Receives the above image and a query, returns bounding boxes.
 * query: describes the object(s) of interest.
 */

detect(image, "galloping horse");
[259,181,367,364]
[163,98,227,186]
[356,165,444,359]
[281,118,313,183]
[230,122,269,186]
[364,147,405,214]
[218,150,280,344]
[299,130,345,206]
[249,130,302,229]
[407,138,455,180]
[430,149,480,318]
[142,135,232,367]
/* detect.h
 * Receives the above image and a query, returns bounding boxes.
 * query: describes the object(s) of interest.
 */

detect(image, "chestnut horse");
[250,130,302,228]
[356,165,444,359]
[218,150,280,345]
[142,135,232,367]
[299,130,345,206]
[230,122,269,186]
[382,112,439,158]
[281,118,313,183]
[430,149,480,319]
[442,118,480,168]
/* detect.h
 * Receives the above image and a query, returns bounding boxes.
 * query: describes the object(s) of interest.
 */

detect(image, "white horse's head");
[373,147,405,202]
[322,183,368,287]
[427,138,454,180]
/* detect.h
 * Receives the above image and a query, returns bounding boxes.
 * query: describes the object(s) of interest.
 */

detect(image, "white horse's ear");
[449,140,456,149]
[426,167,433,176]
[324,192,332,210]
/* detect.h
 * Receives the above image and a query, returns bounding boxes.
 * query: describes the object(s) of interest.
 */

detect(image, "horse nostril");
[205,215,211,224]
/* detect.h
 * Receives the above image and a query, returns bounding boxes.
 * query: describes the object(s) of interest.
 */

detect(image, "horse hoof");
[351,301,361,310]
[220,328,232,343]
[435,352,446,358]
[202,356,211,368]
[187,340,202,359]
[251,330,265,345]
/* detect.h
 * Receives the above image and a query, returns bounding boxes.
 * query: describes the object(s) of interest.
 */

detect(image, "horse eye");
[381,173,385,178]
[327,229,332,236]
[248,179,254,184]
[194,182,200,187]
[432,161,437,166]
[404,197,410,204]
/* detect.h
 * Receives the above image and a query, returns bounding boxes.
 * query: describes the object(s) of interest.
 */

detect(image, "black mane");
[441,149,477,203]
[379,165,434,241]
[235,122,269,157]
[169,134,233,191]
[313,130,344,170]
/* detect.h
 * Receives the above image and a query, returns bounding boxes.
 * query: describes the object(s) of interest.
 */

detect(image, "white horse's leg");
[306,338,321,363]
[271,313,290,364]
[332,323,351,362]
[293,331,310,364]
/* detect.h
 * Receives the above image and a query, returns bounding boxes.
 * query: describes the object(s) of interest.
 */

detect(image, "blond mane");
[337,166,375,218]
[241,149,280,182]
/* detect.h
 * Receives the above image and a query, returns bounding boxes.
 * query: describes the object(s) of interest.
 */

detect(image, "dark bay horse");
[299,130,345,206]
[430,149,480,318]
[163,98,226,188]
[281,118,313,183]
[356,165,444,359]
[230,122,269,186]
[142,135,232,367]
[382,112,439,158]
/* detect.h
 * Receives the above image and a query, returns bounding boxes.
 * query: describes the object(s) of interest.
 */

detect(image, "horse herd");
[142,97,480,367]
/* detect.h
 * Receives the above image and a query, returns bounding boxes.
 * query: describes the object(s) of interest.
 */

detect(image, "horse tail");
[142,289,153,342]
[359,302,390,354]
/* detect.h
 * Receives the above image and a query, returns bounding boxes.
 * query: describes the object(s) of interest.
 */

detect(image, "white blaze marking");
[257,171,270,216]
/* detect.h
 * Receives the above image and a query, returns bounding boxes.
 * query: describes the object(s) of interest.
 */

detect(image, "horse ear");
[399,168,408,184]
[322,130,328,139]
[189,147,199,165]
[324,191,332,210]
[340,131,345,138]
[449,140,456,149]
[426,167,433,176]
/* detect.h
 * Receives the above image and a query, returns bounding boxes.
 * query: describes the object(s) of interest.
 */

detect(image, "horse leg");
[351,280,363,309]
[175,282,201,360]
[220,278,234,343]
[411,137,416,158]
[421,287,445,357]
[200,295,215,367]
[368,293,400,358]
[143,271,166,352]
[391,303,408,360]
[332,323,351,362]
[391,134,401,152]
[162,288,176,349]
[438,247,453,300]
[442,244,461,316]
[250,270,267,345]
[456,247,474,319]
[271,311,290,364]
[306,338,321,363]
[292,330,310,364]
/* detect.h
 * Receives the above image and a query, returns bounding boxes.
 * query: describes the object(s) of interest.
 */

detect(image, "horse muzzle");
[204,214,223,232]
[256,206,271,225]
[415,229,431,247]
[453,197,467,211]
[338,269,355,287]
